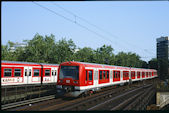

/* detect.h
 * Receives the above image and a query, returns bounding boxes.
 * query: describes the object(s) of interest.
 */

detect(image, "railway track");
[4,79,157,111]
[2,95,55,110]
[9,82,131,111]
[60,84,153,111]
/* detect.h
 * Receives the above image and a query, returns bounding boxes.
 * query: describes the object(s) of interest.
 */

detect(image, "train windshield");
[59,66,79,80]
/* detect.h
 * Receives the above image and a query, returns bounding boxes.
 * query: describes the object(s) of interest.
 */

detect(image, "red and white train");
[56,61,158,97]
[1,61,59,86]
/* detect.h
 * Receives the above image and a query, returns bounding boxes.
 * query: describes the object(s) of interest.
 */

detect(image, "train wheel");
[81,93,86,98]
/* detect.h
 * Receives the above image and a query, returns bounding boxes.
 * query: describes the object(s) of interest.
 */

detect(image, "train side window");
[107,71,109,79]
[29,69,31,76]
[113,71,116,78]
[34,69,40,76]
[55,70,57,76]
[117,71,120,79]
[103,71,106,79]
[89,71,93,80]
[86,71,88,81]
[142,72,145,77]
[99,71,102,80]
[25,69,27,76]
[14,69,21,77]
[4,68,12,77]
[131,71,134,78]
[45,69,50,76]
[123,71,125,78]
[52,70,54,76]
[137,72,140,78]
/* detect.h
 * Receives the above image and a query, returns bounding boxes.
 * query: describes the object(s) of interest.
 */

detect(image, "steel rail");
[123,87,154,110]
[60,83,152,111]
[110,90,144,110]
[87,84,152,110]
[2,95,55,110]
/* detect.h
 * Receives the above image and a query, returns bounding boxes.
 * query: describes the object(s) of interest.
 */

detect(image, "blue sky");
[2,1,169,62]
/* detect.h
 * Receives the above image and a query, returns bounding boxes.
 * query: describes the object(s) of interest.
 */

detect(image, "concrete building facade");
[156,36,169,80]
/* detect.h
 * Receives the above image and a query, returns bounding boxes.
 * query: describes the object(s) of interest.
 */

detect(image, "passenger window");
[25,69,27,76]
[52,70,54,76]
[103,71,106,79]
[89,71,93,80]
[100,71,102,80]
[113,71,116,78]
[34,69,40,76]
[117,71,120,78]
[55,70,57,76]
[29,69,31,76]
[45,69,50,76]
[4,68,12,77]
[14,69,21,77]
[107,71,109,79]
[86,71,88,81]
[131,71,134,78]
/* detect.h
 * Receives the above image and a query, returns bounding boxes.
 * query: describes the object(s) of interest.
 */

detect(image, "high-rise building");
[156,36,169,80]
[9,42,27,52]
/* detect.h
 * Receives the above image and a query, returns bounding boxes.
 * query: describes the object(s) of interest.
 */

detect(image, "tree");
[74,47,95,62]
[55,38,76,64]
[95,45,114,65]
[148,58,158,70]
[114,52,142,68]
[1,45,9,60]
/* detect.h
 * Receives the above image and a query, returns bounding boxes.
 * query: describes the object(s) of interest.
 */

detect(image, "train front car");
[56,61,84,97]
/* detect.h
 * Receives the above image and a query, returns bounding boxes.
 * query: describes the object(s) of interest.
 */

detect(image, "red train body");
[56,61,158,97]
[1,61,59,86]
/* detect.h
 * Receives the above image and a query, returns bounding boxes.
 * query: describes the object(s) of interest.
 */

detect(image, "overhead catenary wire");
[32,1,127,53]
[52,2,155,56]
[33,2,155,60]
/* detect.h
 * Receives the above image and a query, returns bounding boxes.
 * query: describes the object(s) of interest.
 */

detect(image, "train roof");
[1,60,59,66]
[61,61,157,71]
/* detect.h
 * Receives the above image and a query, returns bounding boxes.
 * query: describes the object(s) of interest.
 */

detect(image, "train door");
[54,69,58,82]
[94,69,98,87]
[51,69,54,82]
[24,67,32,84]
[85,70,93,86]
[51,68,57,83]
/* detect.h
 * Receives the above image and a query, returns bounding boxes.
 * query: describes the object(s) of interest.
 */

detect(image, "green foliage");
[95,45,114,64]
[55,38,76,64]
[114,52,143,68]
[74,47,95,62]
[148,58,158,70]
[1,33,153,69]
